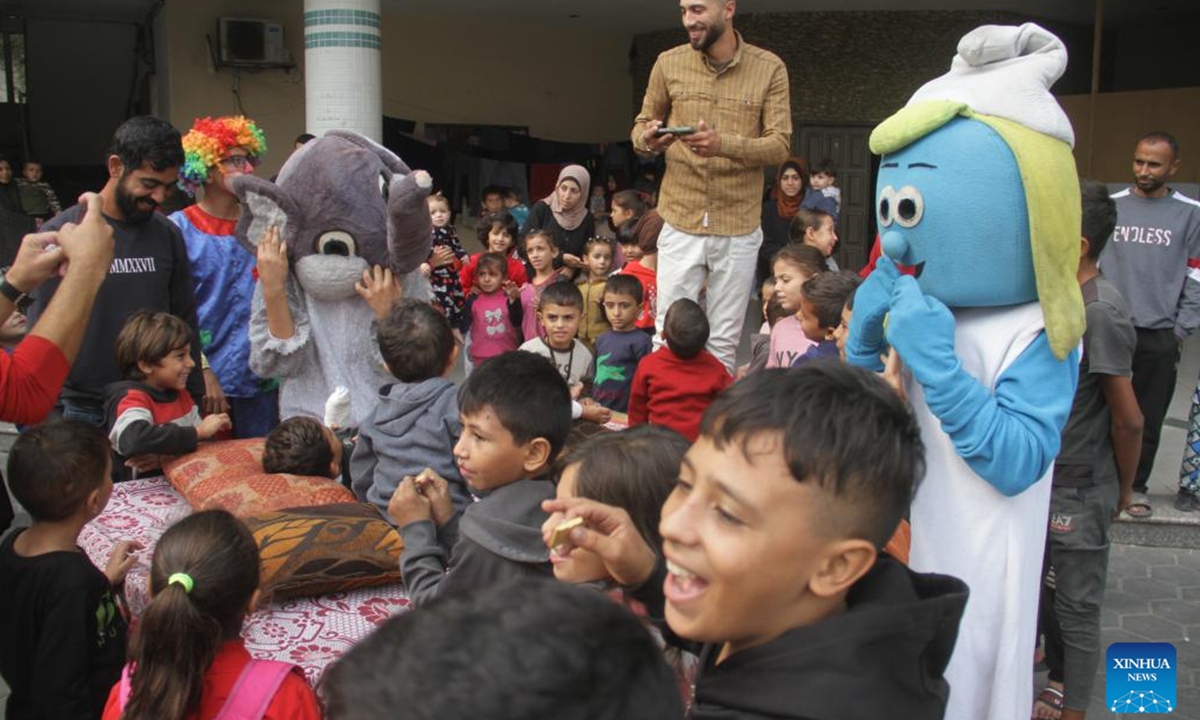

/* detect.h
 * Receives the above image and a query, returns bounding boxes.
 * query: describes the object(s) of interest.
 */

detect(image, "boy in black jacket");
[390,350,569,606]
[545,364,969,720]
[0,420,139,720]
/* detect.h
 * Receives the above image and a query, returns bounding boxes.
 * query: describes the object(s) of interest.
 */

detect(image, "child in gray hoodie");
[351,299,471,518]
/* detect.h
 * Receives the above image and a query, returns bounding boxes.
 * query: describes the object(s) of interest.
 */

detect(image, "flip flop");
[1125,492,1153,519]
[1031,687,1064,720]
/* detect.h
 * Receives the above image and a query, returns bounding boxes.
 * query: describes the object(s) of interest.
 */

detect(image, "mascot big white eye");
[846,24,1084,720]
[232,131,433,427]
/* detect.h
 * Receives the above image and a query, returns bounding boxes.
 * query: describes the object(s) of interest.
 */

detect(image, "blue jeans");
[58,398,106,428]
[228,391,280,439]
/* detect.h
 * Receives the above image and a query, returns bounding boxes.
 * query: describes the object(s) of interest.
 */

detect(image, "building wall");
[164,0,308,179]
[1060,88,1200,184]
[1111,23,1200,92]
[381,14,632,144]
[162,2,634,177]
[629,10,1092,129]
[630,11,1197,187]
[25,19,139,165]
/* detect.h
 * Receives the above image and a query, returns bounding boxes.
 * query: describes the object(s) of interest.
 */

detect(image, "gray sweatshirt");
[351,377,470,517]
[399,478,555,607]
[248,267,430,427]
[1101,188,1200,336]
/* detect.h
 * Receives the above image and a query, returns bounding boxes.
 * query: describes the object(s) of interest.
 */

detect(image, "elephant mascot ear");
[324,130,433,276]
[228,175,302,260]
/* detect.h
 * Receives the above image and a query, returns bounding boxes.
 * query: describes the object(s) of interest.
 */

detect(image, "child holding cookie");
[390,351,570,606]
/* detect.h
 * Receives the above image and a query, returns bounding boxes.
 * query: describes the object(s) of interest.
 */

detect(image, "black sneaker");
[1173,491,1200,513]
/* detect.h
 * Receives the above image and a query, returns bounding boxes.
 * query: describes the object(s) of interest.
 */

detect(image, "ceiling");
[0,0,158,23]
[385,0,1200,30]
[3,0,1197,31]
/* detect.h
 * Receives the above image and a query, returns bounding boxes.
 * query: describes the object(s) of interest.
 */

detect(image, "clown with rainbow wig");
[178,116,267,196]
[169,116,278,438]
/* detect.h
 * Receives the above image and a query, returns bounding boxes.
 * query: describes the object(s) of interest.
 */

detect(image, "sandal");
[1031,687,1064,720]
[1125,492,1153,519]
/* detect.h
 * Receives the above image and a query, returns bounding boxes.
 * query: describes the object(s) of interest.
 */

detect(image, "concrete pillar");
[303,0,382,142]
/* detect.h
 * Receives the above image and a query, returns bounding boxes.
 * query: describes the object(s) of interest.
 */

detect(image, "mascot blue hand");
[885,274,958,385]
[845,255,900,371]
[888,273,1079,496]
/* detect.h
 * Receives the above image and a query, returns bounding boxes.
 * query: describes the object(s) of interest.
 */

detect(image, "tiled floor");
[1037,544,1200,718]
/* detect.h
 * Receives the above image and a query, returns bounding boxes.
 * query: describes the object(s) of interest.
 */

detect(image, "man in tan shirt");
[632,0,791,370]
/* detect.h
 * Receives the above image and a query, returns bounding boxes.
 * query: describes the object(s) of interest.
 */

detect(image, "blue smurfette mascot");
[846,24,1085,720]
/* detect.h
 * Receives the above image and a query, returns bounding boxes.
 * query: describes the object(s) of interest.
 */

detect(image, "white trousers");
[655,222,762,371]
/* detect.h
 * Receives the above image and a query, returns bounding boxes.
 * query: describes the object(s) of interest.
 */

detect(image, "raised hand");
[845,255,901,371]
[541,496,657,587]
[256,226,289,292]
[355,265,402,320]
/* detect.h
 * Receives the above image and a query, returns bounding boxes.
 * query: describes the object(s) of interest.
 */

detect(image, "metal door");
[797,125,874,271]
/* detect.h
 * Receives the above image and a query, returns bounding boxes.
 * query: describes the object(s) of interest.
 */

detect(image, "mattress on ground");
[79,477,410,686]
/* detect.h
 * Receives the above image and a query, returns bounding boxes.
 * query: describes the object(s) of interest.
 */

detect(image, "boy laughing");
[546,364,968,719]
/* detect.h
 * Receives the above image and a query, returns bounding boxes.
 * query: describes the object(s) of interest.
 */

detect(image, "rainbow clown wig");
[179,116,267,195]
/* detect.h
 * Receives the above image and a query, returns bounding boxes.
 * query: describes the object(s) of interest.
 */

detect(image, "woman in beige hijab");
[521,165,595,276]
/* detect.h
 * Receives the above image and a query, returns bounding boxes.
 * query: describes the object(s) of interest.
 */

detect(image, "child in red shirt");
[460,212,528,291]
[104,509,320,720]
[104,311,231,481]
[616,209,662,336]
[628,299,731,441]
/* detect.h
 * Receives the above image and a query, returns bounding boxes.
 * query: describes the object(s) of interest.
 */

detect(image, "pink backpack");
[116,659,300,720]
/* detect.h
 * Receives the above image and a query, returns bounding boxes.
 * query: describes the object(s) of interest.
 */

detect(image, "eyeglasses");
[219,156,257,171]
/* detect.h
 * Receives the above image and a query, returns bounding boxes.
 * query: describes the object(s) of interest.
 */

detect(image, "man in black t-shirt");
[27,116,202,428]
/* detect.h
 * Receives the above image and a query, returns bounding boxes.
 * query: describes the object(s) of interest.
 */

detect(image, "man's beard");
[115,179,157,224]
[1136,175,1165,194]
[689,21,724,52]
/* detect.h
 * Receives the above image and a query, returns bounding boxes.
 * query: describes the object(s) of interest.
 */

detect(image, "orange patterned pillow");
[243,503,404,599]
[162,438,355,516]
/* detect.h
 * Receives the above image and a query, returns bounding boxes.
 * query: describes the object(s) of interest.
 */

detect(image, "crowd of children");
[0,127,1132,720]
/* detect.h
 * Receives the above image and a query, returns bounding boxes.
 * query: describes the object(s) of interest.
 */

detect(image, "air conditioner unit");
[218,17,289,66]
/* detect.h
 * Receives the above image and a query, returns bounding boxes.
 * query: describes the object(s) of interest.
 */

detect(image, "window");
[0,28,26,104]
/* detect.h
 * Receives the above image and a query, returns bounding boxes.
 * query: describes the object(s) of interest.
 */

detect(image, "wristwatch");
[0,267,33,313]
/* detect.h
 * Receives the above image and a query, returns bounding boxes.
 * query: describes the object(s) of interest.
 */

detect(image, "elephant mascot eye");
[316,230,357,257]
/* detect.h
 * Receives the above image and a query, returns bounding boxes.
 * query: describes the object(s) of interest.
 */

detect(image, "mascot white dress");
[846,24,1085,720]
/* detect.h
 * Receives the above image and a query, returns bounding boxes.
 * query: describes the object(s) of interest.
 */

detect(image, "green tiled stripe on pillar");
[303,31,381,50]
[303,10,381,28]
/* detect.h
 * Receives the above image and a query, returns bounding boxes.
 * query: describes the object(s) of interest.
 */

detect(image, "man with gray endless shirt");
[1100,131,1200,514]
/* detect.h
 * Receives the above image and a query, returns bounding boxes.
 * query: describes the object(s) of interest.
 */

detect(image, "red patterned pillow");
[163,438,355,516]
